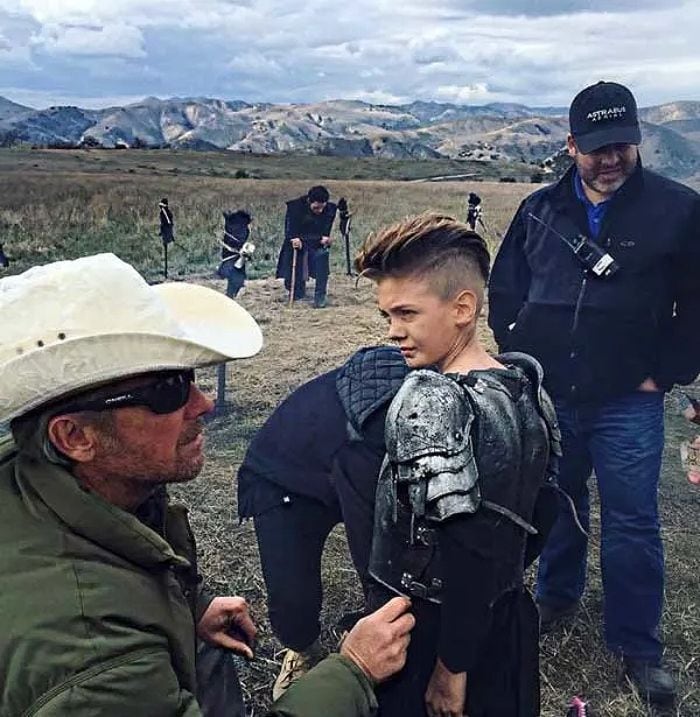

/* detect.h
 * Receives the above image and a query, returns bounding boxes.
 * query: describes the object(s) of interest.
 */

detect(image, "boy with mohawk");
[356,213,559,717]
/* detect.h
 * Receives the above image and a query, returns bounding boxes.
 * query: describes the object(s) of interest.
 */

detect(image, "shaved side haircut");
[355,212,491,307]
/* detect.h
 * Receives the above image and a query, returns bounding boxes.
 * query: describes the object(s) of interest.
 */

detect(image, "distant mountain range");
[1,95,699,180]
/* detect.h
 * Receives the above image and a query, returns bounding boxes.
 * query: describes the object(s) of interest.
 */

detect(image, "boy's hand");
[425,658,466,717]
[291,238,302,250]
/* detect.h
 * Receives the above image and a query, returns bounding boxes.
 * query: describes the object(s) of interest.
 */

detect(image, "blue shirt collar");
[573,169,615,239]
[573,169,614,209]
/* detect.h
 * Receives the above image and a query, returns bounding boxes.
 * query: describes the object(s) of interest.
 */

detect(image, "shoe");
[272,643,324,701]
[313,295,327,308]
[623,658,676,706]
[537,600,579,631]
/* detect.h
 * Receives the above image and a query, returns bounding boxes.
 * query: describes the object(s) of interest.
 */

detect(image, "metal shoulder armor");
[385,370,480,522]
[498,351,563,479]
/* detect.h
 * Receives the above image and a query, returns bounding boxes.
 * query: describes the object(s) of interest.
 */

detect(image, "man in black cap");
[276,186,337,308]
[488,81,700,706]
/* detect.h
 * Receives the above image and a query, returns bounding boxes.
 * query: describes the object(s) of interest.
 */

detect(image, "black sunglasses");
[61,369,195,416]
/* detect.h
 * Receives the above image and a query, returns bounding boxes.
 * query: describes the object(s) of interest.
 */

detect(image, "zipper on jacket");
[569,272,589,396]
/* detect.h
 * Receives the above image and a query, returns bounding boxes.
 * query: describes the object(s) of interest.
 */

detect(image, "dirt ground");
[174,272,700,717]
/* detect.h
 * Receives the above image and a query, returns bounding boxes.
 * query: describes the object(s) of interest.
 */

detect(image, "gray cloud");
[436,0,686,16]
[0,0,697,109]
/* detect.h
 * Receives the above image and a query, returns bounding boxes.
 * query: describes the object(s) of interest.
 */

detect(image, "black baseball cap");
[569,81,641,154]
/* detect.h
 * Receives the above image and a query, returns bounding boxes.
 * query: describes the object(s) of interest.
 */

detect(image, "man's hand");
[425,657,467,717]
[340,596,414,683]
[638,377,661,392]
[197,596,256,659]
[290,238,302,250]
[320,235,332,247]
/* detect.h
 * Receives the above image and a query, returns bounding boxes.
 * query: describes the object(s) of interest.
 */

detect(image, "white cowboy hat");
[0,253,263,423]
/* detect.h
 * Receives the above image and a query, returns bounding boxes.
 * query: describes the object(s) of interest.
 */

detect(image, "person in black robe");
[276,186,337,307]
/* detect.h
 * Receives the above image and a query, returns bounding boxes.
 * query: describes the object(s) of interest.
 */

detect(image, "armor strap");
[554,486,589,538]
[481,499,538,535]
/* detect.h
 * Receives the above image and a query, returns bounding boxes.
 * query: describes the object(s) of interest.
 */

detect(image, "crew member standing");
[488,81,700,706]
[276,186,337,308]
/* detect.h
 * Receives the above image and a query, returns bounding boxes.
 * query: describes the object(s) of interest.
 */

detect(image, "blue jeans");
[536,391,665,663]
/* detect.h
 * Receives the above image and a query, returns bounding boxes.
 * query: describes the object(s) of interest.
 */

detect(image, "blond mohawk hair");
[355,212,490,301]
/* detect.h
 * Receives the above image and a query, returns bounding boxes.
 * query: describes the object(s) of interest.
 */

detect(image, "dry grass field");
[0,147,536,281]
[1,149,698,716]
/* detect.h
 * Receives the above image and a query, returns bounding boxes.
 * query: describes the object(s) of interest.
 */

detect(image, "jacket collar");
[16,449,190,571]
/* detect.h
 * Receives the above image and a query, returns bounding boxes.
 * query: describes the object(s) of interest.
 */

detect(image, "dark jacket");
[488,161,700,403]
[276,196,337,280]
[237,346,409,517]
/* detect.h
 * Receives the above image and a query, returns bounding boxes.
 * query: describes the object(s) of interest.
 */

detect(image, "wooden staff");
[288,247,298,306]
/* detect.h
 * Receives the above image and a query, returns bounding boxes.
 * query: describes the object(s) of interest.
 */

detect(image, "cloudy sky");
[0,0,698,110]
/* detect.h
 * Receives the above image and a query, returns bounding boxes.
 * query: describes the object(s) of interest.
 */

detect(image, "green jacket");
[0,436,376,717]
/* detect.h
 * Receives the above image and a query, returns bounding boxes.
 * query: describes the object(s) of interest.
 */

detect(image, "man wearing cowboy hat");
[0,253,414,717]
